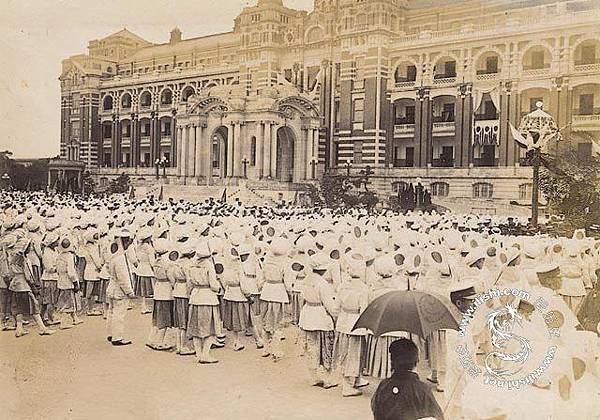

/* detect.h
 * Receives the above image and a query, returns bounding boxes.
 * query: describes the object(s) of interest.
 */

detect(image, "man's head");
[389,338,419,373]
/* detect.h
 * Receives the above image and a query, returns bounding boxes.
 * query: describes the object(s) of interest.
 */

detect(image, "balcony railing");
[432,122,456,135]
[395,80,416,88]
[573,62,600,73]
[573,108,600,116]
[476,72,500,81]
[432,158,454,167]
[394,117,416,125]
[433,115,455,123]
[394,124,415,136]
[432,76,456,85]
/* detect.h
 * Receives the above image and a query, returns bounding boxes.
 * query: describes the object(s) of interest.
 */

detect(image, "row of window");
[390,181,533,200]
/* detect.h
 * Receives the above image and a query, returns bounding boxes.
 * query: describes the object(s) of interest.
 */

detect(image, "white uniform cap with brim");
[1,234,18,250]
[269,237,290,256]
[345,254,366,278]
[522,241,543,259]
[235,243,253,257]
[465,251,486,267]
[310,253,330,271]
[373,254,396,278]
[153,238,171,255]
[114,228,132,238]
[83,230,97,243]
[137,227,153,241]
[195,241,212,259]
[448,278,479,299]
[42,232,60,247]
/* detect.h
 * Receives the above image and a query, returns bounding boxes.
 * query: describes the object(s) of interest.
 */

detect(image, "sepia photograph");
[1,0,600,418]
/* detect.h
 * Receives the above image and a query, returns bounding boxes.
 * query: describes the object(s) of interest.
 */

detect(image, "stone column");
[195,124,203,179]
[205,126,213,185]
[188,125,196,177]
[233,122,243,177]
[176,127,183,177]
[170,114,177,168]
[226,123,234,178]
[304,128,312,179]
[182,125,189,179]
[256,122,264,179]
[263,122,271,178]
[312,128,319,169]
[270,123,278,178]
[130,117,137,168]
[149,112,156,164]
[110,118,116,168]
[295,128,306,182]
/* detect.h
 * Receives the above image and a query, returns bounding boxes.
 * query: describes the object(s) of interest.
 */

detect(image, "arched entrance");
[276,127,295,182]
[211,126,228,178]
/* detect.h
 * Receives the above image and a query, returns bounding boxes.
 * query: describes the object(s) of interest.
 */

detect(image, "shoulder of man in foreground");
[371,373,445,420]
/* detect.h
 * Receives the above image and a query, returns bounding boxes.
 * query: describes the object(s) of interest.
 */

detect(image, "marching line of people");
[2,191,600,417]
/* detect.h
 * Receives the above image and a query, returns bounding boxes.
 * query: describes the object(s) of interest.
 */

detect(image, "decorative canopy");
[510,102,560,151]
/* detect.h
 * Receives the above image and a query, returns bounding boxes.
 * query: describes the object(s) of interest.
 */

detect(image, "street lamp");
[241,156,249,179]
[310,156,318,179]
[155,156,168,180]
[514,101,560,229]
[345,159,352,176]
[1,173,10,190]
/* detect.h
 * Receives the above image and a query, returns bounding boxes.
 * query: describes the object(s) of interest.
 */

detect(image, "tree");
[539,149,600,230]
[108,173,131,194]
[312,172,379,210]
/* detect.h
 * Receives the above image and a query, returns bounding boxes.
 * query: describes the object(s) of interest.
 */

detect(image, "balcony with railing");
[572,107,600,131]
[474,112,499,121]
[394,122,415,137]
[574,60,600,73]
[522,64,551,78]
[392,159,414,168]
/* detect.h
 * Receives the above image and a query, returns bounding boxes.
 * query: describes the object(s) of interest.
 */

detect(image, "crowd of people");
[1,190,600,419]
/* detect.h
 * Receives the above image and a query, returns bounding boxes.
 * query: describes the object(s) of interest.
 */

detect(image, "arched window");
[250,137,257,166]
[140,91,152,108]
[181,86,195,102]
[121,93,132,109]
[160,89,173,105]
[431,182,449,197]
[519,183,533,200]
[473,182,494,199]
[103,96,113,111]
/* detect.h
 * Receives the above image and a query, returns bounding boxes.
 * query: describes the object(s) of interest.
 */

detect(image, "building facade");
[59,0,600,204]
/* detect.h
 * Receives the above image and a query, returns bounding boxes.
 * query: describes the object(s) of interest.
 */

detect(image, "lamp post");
[1,173,10,190]
[155,156,168,180]
[310,156,318,179]
[345,159,352,176]
[241,156,249,179]
[515,101,559,230]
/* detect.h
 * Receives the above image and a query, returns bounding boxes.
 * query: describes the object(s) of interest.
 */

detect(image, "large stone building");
[59,0,600,206]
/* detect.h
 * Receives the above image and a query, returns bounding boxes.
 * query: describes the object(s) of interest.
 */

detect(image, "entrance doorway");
[211,126,228,178]
[276,127,295,182]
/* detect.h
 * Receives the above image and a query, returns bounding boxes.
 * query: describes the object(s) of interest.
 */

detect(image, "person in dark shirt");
[371,338,444,420]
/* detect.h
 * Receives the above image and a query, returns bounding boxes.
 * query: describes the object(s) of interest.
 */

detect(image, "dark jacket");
[371,371,444,420]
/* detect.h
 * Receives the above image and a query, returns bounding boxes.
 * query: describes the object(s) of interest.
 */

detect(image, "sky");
[0,0,313,159]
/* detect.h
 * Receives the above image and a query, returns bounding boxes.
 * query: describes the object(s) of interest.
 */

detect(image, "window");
[406,65,417,81]
[353,141,363,164]
[103,125,111,139]
[531,50,545,69]
[473,182,494,199]
[442,103,455,122]
[444,61,456,77]
[405,147,415,167]
[579,94,594,115]
[431,182,450,197]
[485,56,499,74]
[353,98,364,122]
[519,183,533,200]
[581,45,596,64]
[122,124,131,137]
[140,92,152,107]
[141,122,151,136]
[250,137,257,166]
[103,96,113,111]
[162,121,171,136]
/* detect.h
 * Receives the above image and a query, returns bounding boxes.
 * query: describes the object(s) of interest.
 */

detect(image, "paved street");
[0,310,375,420]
